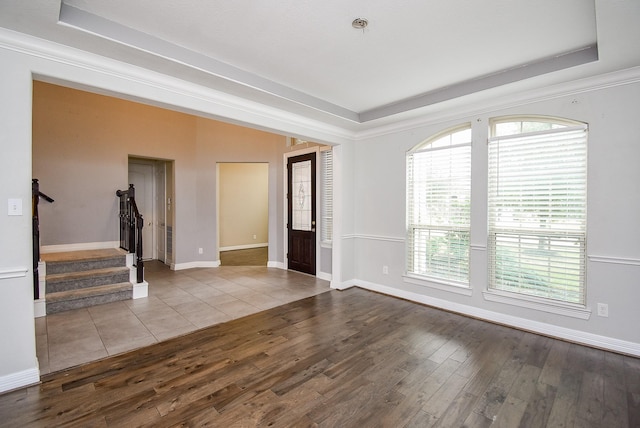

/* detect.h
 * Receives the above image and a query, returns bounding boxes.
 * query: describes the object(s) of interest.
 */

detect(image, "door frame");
[216,162,270,265]
[283,146,320,274]
[128,157,169,262]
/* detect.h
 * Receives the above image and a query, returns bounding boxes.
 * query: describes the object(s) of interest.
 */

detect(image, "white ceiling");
[0,1,638,130]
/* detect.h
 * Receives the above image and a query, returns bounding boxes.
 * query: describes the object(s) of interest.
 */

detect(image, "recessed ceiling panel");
[60,0,598,121]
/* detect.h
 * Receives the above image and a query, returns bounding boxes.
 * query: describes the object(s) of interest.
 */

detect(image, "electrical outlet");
[198,247,203,254]
[253,234,257,240]
[382,265,389,275]
[597,303,609,317]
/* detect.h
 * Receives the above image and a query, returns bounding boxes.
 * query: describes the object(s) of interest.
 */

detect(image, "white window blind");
[407,126,471,284]
[321,149,333,243]
[488,120,587,305]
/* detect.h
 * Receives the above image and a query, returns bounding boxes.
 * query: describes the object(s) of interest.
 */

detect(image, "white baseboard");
[267,261,285,269]
[317,271,332,282]
[220,243,268,251]
[354,279,640,357]
[171,261,221,270]
[331,279,356,290]
[40,241,119,254]
[0,367,40,394]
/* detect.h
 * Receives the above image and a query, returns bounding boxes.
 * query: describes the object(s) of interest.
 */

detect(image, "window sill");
[320,241,332,249]
[403,274,472,296]
[482,289,591,320]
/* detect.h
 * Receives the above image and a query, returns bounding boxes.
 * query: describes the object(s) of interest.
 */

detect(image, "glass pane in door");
[292,160,312,231]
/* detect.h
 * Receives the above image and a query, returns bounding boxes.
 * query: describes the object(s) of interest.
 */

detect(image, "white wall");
[0,48,40,392]
[349,79,640,354]
[337,143,357,286]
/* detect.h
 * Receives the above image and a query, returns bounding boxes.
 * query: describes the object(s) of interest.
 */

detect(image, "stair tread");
[42,248,127,264]
[47,266,130,282]
[46,282,132,302]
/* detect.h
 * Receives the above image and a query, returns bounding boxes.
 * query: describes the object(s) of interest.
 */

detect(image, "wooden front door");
[287,153,316,275]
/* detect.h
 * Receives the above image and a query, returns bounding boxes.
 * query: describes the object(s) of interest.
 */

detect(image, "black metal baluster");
[116,184,144,284]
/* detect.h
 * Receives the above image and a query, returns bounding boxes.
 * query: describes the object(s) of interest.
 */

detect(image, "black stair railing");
[116,184,144,283]
[32,179,54,300]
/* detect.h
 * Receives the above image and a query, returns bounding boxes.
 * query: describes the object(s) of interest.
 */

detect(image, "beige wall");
[218,163,268,249]
[32,81,287,265]
[33,81,195,247]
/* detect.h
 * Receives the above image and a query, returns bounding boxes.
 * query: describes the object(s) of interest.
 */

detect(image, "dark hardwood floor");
[1,288,638,427]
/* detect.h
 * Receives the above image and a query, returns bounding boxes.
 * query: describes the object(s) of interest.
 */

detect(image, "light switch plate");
[8,198,22,216]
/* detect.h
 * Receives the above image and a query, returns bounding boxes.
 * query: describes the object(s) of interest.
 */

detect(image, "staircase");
[42,249,134,314]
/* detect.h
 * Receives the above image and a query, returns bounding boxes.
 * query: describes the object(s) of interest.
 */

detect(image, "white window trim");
[403,273,472,296]
[487,124,587,143]
[482,289,591,320]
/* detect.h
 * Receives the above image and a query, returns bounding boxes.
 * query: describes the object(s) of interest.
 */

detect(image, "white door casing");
[129,162,155,260]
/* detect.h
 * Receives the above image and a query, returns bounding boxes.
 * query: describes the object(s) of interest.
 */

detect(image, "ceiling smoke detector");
[352,18,368,30]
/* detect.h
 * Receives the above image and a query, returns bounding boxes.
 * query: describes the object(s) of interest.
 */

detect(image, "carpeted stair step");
[43,249,127,275]
[46,267,131,293]
[46,282,133,314]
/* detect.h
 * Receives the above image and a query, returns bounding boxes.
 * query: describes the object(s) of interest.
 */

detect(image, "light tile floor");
[36,261,331,375]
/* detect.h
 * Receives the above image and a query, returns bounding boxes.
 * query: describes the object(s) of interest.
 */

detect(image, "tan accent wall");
[218,163,269,249]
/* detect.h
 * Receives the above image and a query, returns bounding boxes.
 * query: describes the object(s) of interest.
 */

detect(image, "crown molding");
[0,27,356,145]
[356,66,640,140]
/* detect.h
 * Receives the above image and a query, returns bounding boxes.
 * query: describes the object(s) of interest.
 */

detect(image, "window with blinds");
[406,125,471,285]
[488,117,587,305]
[321,149,333,244]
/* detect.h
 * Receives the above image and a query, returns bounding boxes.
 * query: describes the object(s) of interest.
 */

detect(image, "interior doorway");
[217,163,269,266]
[128,158,171,263]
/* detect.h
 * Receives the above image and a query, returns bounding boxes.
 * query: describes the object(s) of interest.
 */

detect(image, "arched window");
[488,116,587,304]
[406,124,472,285]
